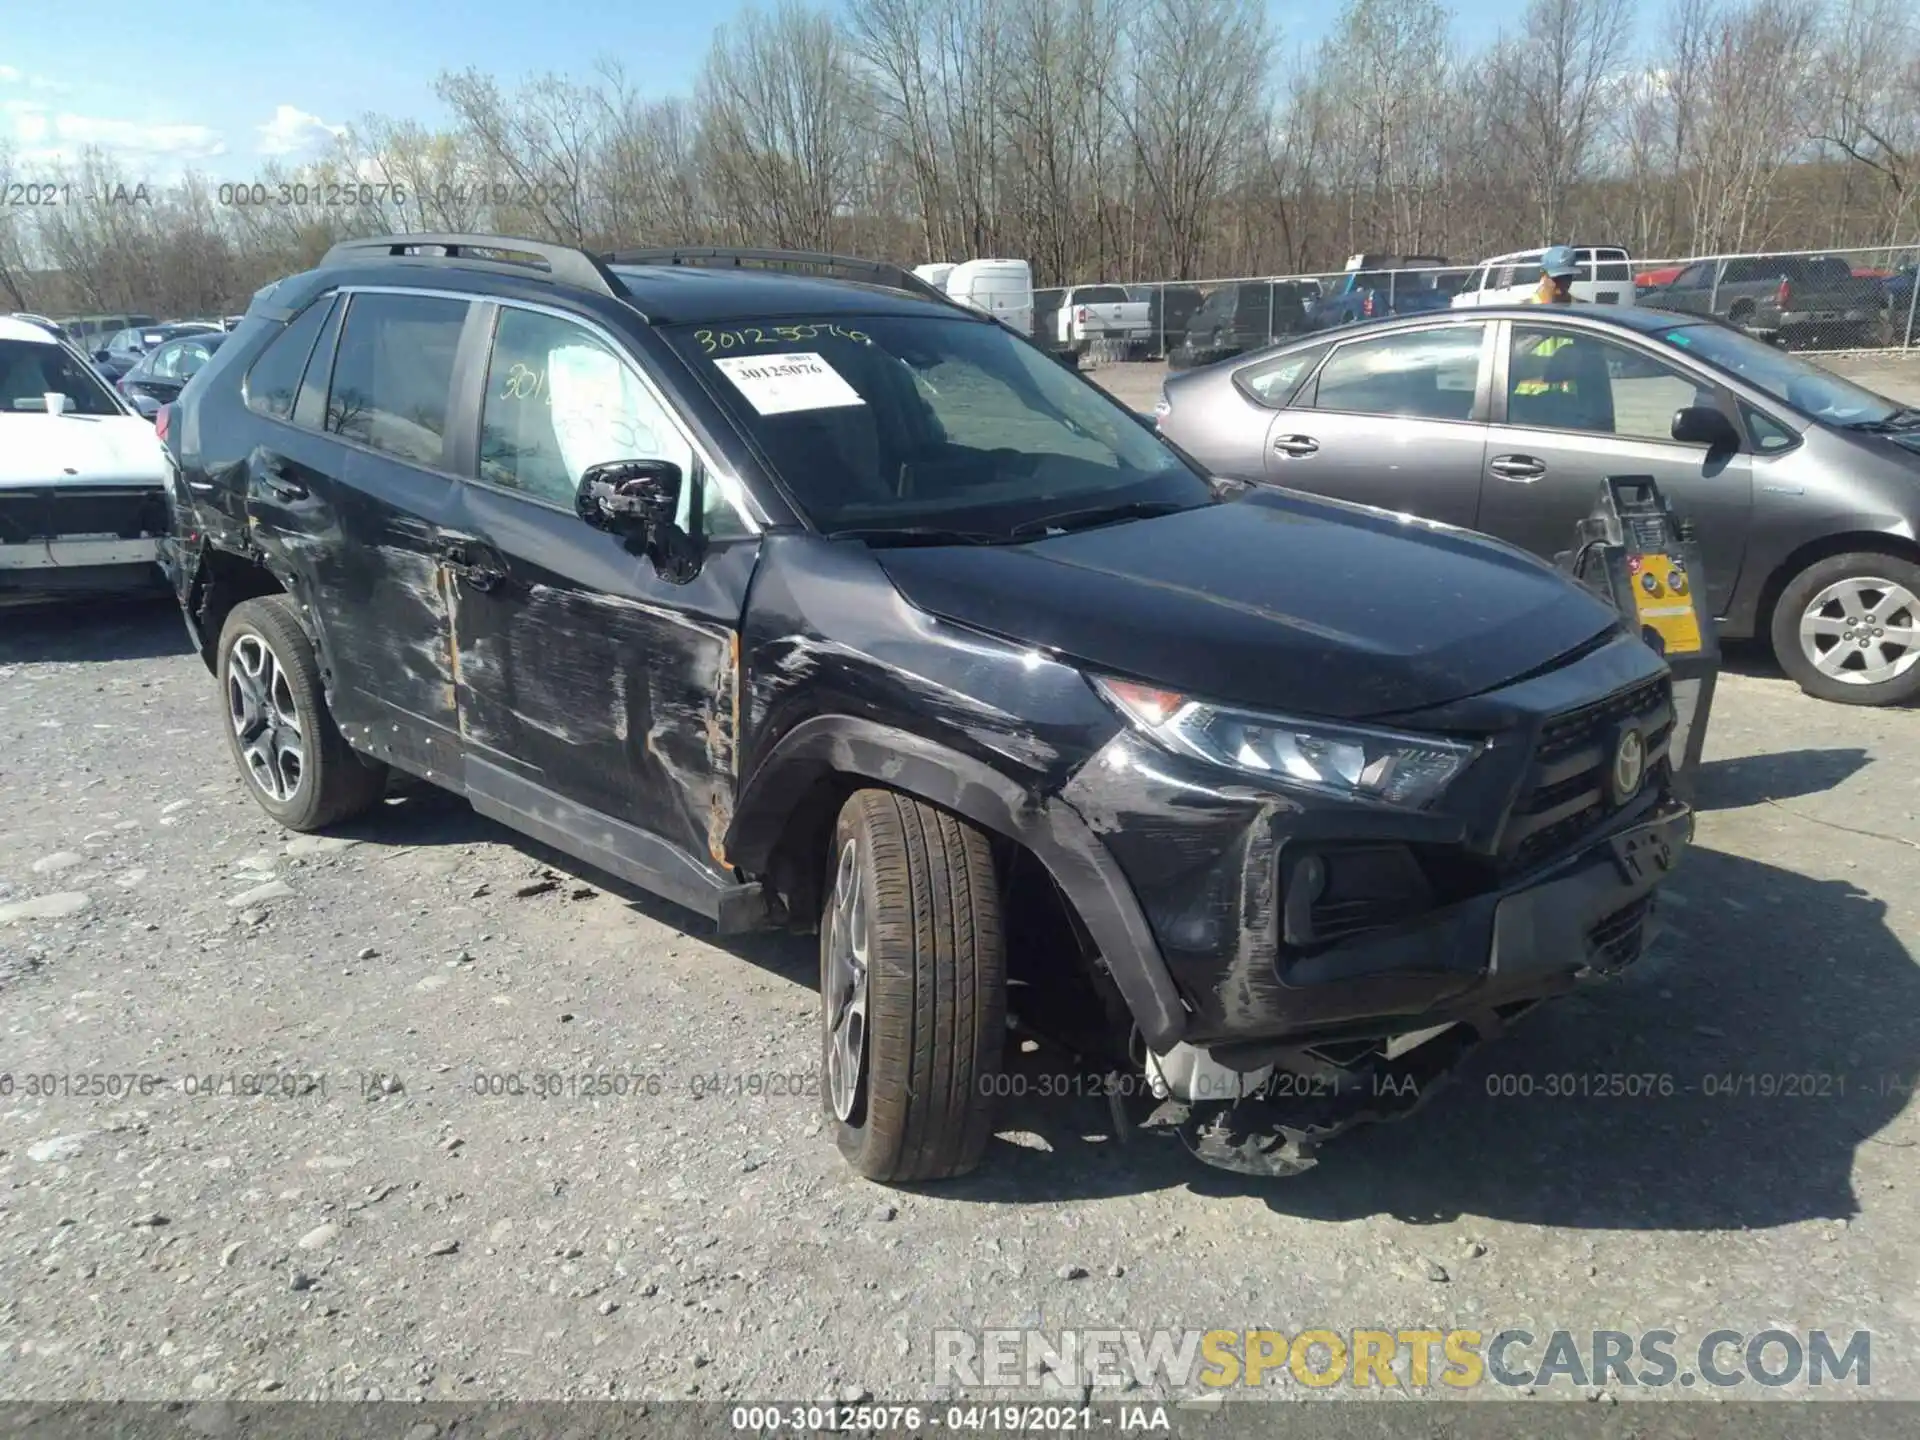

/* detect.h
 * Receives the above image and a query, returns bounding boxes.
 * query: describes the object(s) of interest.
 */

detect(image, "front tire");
[217,596,389,829]
[820,790,1006,1183]
[1770,552,1920,706]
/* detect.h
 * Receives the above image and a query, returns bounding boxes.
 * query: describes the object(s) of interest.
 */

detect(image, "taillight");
[1076,306,1089,322]
[154,405,171,441]
[1777,278,1792,310]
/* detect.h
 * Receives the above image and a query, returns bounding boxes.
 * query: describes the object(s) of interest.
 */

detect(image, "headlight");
[1092,677,1480,810]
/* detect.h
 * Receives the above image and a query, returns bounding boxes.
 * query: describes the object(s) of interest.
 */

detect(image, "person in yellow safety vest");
[1528,245,1579,305]
[1513,248,1586,408]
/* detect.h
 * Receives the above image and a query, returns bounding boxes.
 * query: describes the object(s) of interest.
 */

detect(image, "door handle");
[436,536,503,592]
[1272,434,1320,458]
[253,460,307,501]
[1489,454,1547,482]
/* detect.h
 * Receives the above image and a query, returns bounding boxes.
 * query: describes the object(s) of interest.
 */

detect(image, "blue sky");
[2,0,1651,183]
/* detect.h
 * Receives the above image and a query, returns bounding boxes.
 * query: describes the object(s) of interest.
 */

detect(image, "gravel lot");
[3,369,1919,1406]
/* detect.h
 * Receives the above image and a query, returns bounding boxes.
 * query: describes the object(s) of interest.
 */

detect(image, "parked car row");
[1156,303,1920,706]
[150,234,1695,1185]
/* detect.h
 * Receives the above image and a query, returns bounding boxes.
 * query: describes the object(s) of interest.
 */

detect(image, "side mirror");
[576,459,698,581]
[93,348,110,362]
[1671,405,1739,450]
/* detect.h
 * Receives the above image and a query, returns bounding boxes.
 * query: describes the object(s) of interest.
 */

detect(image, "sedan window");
[1309,325,1485,422]
[1507,327,1715,441]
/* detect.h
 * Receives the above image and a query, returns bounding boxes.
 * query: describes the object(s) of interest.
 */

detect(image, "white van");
[912,259,1034,335]
[1451,247,1637,308]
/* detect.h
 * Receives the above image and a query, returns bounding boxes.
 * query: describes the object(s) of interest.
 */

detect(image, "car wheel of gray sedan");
[821,789,1006,1184]
[217,595,388,830]
[1771,552,1920,706]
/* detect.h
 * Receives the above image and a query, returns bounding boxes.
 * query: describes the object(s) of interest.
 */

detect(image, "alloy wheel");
[1797,576,1919,687]
[227,633,306,802]
[823,837,870,1123]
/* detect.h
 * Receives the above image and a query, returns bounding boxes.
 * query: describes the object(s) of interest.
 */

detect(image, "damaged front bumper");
[1054,638,1690,1173]
[1135,800,1688,1174]
[0,484,170,601]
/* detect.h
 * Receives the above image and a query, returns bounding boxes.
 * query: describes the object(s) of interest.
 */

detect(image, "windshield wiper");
[828,525,1005,548]
[1007,499,1193,539]
[1844,408,1920,433]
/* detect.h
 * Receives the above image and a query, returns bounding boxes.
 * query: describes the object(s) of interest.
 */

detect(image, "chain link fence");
[1032,246,1920,370]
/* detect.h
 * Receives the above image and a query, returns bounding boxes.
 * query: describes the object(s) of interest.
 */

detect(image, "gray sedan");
[1155,305,1920,706]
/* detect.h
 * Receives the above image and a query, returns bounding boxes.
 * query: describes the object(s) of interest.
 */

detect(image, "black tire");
[216,595,388,829]
[1769,551,1920,707]
[819,789,1006,1183]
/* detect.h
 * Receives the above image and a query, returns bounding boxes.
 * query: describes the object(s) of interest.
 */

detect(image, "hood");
[874,487,1622,720]
[0,414,168,490]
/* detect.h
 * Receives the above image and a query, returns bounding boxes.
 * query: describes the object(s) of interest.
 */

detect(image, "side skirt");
[465,756,769,934]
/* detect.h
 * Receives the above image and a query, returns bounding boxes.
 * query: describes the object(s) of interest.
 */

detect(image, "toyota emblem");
[1611,727,1647,804]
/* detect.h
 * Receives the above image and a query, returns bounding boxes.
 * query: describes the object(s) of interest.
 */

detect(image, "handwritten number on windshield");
[694,323,869,354]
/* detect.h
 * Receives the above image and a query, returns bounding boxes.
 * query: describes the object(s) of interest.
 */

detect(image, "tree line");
[2,0,1916,318]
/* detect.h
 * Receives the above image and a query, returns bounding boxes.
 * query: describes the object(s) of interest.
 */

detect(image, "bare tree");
[1121,0,1272,278]
[1484,0,1636,238]
[1812,0,1920,243]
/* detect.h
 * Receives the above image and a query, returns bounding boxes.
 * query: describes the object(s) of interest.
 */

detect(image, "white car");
[0,315,174,603]
[1451,246,1638,308]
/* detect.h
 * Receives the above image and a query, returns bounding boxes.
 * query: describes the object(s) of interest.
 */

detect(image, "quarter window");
[244,297,334,422]
[1310,325,1485,421]
[1507,326,1717,441]
[1234,346,1328,407]
[324,292,469,468]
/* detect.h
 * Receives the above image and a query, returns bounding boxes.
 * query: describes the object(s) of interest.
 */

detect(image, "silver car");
[1155,305,1920,706]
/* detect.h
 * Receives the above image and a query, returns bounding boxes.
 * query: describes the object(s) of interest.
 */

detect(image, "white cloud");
[256,104,346,158]
[5,105,227,169]
[0,64,66,92]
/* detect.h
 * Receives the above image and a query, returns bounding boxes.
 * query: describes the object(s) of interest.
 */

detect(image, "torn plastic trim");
[724,713,1190,1050]
[1140,1010,1511,1177]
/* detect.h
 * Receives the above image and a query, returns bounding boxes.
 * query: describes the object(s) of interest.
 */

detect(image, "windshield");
[0,339,124,415]
[1653,323,1900,426]
[667,315,1211,537]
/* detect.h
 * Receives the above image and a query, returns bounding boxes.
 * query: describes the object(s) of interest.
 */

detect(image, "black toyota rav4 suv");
[161,235,1689,1183]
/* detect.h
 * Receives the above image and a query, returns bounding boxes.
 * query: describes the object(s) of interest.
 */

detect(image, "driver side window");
[480,307,745,537]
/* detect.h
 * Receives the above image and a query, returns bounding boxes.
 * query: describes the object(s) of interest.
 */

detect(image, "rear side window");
[1309,325,1485,421]
[324,293,469,468]
[244,297,334,422]
[1074,286,1130,305]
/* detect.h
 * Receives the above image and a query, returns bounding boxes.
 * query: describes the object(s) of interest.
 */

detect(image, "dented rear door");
[445,301,758,875]
[254,291,476,779]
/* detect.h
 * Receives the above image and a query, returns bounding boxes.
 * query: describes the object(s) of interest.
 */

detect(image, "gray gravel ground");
[3,569,1918,1403]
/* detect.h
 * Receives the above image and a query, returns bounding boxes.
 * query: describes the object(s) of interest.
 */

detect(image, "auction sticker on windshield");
[712,352,865,416]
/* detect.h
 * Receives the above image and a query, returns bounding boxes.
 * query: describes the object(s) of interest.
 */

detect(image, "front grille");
[1503,676,1673,873]
[1587,894,1654,971]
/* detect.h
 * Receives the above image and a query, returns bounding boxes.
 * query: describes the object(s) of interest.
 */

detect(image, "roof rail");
[603,247,958,309]
[318,234,623,297]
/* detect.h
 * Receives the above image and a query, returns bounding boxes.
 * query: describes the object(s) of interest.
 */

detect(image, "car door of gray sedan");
[1478,319,1753,618]
[1259,321,1493,530]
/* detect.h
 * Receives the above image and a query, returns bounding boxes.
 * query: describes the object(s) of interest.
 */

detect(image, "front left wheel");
[820,789,1006,1184]
[217,595,389,830]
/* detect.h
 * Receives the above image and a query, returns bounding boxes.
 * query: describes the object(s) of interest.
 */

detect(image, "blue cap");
[1542,246,1578,278]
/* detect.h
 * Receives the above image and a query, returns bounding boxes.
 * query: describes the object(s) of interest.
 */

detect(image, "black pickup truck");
[1647,255,1886,349]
